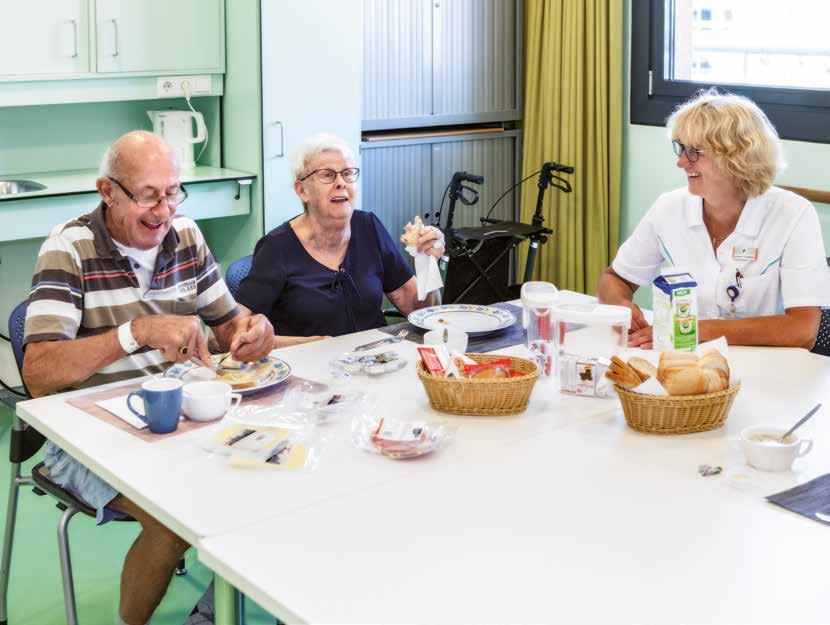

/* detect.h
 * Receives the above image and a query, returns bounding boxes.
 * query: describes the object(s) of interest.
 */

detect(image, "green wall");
[621,0,830,307]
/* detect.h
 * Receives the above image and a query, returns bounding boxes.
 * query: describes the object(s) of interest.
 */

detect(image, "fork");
[354,329,410,352]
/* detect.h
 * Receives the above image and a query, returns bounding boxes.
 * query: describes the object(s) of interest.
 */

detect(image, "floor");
[0,404,274,625]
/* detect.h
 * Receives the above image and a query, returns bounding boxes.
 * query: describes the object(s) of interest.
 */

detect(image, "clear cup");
[520,282,560,380]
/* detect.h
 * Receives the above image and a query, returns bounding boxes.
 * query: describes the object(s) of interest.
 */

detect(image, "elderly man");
[22,130,274,625]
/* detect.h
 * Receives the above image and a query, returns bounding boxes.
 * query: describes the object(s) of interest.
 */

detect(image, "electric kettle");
[147,110,207,171]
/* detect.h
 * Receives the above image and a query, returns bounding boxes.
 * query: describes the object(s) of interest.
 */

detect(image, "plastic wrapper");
[559,354,614,397]
[201,422,319,471]
[330,351,406,377]
[351,413,456,460]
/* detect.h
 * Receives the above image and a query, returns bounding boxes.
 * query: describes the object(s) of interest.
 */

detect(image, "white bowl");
[739,425,813,472]
[182,381,241,422]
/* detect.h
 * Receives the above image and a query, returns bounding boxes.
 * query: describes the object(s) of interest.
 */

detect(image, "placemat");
[766,473,830,526]
[67,375,322,442]
[379,302,582,354]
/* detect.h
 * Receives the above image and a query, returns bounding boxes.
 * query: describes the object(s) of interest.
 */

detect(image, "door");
[95,0,223,74]
[261,0,363,232]
[0,0,89,77]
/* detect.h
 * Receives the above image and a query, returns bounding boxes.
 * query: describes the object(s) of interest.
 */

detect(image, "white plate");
[407,304,516,335]
[166,356,292,396]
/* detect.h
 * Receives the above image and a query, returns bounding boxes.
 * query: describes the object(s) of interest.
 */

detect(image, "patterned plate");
[166,356,292,395]
[407,304,516,335]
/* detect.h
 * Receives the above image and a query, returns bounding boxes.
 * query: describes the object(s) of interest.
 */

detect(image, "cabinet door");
[261,0,362,232]
[0,0,89,77]
[433,0,518,117]
[95,0,223,74]
[431,135,518,229]
[361,143,433,255]
[363,0,432,125]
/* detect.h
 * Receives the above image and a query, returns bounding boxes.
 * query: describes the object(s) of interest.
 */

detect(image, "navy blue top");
[236,211,414,337]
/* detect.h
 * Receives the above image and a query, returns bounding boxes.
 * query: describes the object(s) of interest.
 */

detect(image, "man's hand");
[624,301,648,331]
[229,314,275,362]
[132,314,210,364]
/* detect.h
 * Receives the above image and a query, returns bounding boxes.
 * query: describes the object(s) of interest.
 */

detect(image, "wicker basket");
[416,353,539,416]
[615,383,741,435]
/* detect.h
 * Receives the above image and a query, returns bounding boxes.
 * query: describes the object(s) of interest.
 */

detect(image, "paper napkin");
[95,395,148,430]
[406,245,443,301]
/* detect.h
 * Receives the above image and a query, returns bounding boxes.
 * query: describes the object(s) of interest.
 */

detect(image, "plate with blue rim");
[166,355,292,395]
[407,304,516,336]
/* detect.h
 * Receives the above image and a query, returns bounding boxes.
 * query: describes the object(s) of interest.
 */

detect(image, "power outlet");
[156,75,212,98]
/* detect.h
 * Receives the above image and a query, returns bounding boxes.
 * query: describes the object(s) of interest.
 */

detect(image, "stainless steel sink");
[0,180,47,196]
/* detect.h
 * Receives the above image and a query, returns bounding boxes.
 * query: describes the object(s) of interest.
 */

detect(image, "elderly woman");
[598,91,829,349]
[236,133,443,339]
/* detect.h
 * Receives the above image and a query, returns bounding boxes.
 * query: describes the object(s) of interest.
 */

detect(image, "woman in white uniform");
[598,91,829,349]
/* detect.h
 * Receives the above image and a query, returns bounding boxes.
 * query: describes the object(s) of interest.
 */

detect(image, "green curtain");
[520,0,623,294]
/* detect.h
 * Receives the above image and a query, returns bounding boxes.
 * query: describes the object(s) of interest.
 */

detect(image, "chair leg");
[0,461,21,625]
[57,506,81,625]
[175,556,187,576]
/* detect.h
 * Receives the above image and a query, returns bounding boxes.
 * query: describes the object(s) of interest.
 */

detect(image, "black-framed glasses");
[107,176,188,209]
[671,140,706,163]
[299,167,360,184]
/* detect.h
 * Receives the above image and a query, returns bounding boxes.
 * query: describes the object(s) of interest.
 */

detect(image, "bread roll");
[659,365,708,396]
[659,350,698,368]
[628,357,657,382]
[401,216,423,247]
[698,349,729,376]
[701,368,728,393]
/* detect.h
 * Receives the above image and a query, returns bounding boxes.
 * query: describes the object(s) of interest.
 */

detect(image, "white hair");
[99,143,121,178]
[291,133,356,180]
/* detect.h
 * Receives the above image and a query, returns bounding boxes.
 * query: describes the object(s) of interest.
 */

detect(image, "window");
[631,0,830,143]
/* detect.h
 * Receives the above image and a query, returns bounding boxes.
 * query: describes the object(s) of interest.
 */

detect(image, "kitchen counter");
[0,166,255,202]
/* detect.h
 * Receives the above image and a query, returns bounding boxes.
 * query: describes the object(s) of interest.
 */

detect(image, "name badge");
[176,278,197,298]
[732,245,758,262]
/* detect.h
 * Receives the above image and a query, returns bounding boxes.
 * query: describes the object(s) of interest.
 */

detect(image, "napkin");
[406,245,443,301]
[95,395,148,430]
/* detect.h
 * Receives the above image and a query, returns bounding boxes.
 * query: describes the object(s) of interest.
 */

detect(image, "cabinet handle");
[268,121,285,159]
[110,19,119,57]
[66,19,78,58]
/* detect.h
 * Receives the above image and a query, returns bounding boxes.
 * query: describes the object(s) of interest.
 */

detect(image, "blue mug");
[127,378,183,434]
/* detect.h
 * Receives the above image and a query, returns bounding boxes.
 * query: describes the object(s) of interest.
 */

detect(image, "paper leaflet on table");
[623,336,739,396]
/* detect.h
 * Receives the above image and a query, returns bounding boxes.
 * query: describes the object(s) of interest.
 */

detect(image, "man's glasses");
[672,140,706,163]
[300,167,360,184]
[107,176,188,209]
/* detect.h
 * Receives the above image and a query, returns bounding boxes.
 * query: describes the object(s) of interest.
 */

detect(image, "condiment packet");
[331,351,406,376]
[559,354,614,397]
[417,344,460,377]
[351,414,456,460]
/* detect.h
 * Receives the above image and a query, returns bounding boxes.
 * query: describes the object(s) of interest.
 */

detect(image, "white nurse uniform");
[612,186,830,320]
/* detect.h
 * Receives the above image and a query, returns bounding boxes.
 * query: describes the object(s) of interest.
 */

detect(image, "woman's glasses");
[300,167,360,184]
[671,140,706,163]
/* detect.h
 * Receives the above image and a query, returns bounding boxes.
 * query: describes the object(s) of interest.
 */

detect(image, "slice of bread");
[628,357,657,382]
[606,356,643,389]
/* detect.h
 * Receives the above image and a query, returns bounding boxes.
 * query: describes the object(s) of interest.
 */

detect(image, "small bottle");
[520,282,560,387]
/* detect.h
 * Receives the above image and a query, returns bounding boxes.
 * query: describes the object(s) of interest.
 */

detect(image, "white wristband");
[117,321,140,354]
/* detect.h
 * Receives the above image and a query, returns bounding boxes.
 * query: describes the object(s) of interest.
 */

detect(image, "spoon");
[779,403,821,443]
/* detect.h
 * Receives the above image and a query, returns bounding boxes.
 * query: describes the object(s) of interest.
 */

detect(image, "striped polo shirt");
[24,203,239,390]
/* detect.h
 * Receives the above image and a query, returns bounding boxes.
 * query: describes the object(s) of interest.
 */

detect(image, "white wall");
[621,1,830,306]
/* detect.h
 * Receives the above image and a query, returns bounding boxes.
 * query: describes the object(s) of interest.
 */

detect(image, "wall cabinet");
[361,131,521,253]
[260,0,363,233]
[0,0,90,77]
[362,0,521,130]
[0,0,223,82]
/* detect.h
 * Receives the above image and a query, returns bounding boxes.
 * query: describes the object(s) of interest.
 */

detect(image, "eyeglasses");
[299,167,360,184]
[672,140,706,163]
[107,176,188,209]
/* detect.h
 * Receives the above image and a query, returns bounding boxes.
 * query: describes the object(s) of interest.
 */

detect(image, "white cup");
[739,425,813,472]
[182,381,242,422]
[424,327,468,354]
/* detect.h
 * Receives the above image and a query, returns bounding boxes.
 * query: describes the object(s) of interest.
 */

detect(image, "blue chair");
[0,302,185,625]
[225,255,253,300]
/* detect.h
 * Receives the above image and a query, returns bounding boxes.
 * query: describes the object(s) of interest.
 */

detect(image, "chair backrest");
[9,300,27,375]
[812,308,830,357]
[225,255,253,301]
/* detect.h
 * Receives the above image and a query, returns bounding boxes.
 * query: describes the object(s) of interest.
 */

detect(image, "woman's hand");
[417,225,445,259]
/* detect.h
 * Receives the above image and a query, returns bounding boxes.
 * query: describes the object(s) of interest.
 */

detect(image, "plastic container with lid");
[520,282,560,380]
[551,302,631,397]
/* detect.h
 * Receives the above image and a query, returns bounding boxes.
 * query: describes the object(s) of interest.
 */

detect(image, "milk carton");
[652,272,698,352]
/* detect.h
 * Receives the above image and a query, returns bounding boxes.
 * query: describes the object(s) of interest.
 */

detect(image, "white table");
[16,317,830,624]
[198,345,830,625]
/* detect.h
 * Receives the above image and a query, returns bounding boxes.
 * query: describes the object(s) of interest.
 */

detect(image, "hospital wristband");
[117,321,141,354]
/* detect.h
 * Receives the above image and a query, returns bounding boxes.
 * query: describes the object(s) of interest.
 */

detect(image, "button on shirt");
[612,187,830,319]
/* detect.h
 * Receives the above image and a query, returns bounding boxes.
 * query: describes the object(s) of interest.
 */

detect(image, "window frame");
[631,0,830,144]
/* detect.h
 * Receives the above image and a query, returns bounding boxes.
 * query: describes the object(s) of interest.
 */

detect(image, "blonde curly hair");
[666,90,785,198]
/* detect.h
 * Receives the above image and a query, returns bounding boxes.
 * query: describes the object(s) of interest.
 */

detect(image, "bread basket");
[615,383,740,434]
[416,353,539,416]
